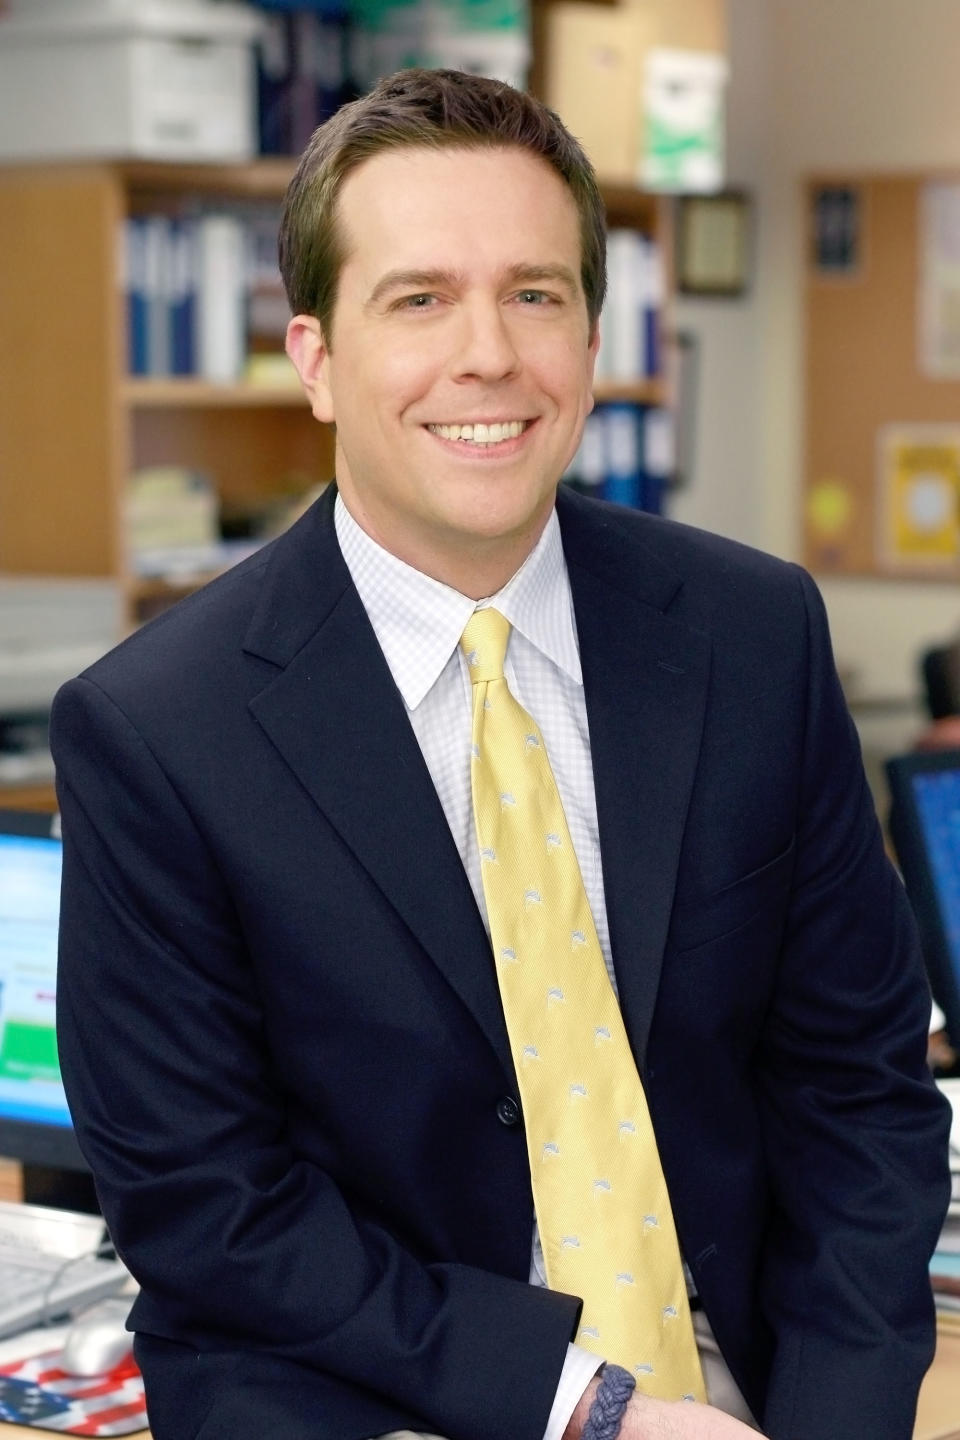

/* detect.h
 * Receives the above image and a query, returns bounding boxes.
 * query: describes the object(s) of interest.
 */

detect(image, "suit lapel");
[559,491,711,1070]
[240,486,710,1084]
[242,490,515,1084]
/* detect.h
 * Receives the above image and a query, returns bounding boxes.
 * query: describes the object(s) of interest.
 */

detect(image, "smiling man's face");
[286,144,599,596]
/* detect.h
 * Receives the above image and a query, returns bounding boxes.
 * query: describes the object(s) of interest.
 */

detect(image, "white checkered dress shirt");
[334,496,613,979]
[334,495,615,1436]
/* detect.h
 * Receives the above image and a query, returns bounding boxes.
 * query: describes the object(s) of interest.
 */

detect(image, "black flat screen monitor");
[886,748,960,1050]
[0,808,96,1208]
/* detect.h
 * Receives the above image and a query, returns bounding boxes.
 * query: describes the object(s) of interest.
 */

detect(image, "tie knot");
[460,608,511,683]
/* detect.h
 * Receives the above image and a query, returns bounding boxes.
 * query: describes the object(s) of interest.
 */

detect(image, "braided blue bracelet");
[580,1363,637,1440]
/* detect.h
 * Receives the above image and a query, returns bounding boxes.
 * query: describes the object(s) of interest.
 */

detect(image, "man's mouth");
[426,420,531,446]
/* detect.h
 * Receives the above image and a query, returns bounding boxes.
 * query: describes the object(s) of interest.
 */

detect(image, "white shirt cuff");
[542,1343,604,1440]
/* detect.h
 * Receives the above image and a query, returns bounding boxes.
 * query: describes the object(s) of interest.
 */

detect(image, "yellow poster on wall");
[877,426,960,572]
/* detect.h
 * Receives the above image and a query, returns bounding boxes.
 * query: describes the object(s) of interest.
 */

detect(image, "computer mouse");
[60,1296,134,1377]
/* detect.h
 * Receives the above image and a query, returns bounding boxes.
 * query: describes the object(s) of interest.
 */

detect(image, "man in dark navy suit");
[52,69,950,1440]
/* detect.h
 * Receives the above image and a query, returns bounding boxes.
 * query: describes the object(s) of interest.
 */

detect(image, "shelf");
[128,573,227,600]
[126,543,267,605]
[117,160,651,220]
[120,158,296,201]
[126,569,241,624]
[125,379,307,409]
[593,379,667,405]
[0,782,57,813]
[597,182,663,230]
[5,161,661,230]
[126,378,665,409]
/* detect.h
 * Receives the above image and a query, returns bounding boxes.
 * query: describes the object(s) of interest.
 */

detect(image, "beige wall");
[674,0,960,757]
[669,0,769,551]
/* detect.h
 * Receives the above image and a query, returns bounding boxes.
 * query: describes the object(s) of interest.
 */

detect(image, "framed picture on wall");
[810,183,862,276]
[675,191,750,298]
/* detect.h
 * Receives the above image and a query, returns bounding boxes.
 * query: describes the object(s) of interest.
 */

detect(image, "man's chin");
[435,481,559,539]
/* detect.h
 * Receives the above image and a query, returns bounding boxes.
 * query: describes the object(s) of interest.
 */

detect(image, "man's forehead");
[341,140,549,186]
[333,144,582,272]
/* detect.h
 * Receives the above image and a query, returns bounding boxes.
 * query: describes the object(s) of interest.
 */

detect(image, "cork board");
[804,174,960,580]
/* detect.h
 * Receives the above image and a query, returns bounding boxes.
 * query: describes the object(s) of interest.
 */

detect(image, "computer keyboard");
[0,1199,131,1339]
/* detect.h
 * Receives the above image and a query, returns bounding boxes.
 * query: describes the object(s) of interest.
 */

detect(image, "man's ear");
[285,314,335,424]
[585,320,601,414]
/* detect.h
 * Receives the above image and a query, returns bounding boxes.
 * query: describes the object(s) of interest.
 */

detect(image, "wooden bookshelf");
[118,157,295,200]
[594,378,668,406]
[0,783,57,814]
[0,160,671,628]
[126,376,667,410]
[125,379,306,408]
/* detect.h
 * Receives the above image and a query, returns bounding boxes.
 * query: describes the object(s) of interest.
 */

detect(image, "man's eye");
[398,293,436,309]
[516,290,552,305]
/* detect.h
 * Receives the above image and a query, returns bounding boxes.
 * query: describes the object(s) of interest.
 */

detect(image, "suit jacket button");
[496,1096,521,1127]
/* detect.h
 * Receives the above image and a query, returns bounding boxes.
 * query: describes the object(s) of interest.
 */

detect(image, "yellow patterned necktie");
[461,607,705,1401]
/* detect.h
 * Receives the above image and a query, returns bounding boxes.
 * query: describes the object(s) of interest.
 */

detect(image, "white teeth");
[428,420,526,445]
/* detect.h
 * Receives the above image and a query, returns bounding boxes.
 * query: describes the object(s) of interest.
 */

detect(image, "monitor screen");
[886,749,960,1050]
[0,809,86,1172]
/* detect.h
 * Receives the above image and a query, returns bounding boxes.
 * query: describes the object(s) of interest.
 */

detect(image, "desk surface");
[0,1329,956,1440]
[916,1328,960,1440]
[0,1430,148,1439]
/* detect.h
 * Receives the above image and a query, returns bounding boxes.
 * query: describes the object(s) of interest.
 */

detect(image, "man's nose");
[452,299,521,382]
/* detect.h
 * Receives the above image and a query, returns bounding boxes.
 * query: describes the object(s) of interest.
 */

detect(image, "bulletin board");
[804,174,960,580]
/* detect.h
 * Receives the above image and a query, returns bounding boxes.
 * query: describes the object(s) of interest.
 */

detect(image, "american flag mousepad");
[0,1348,147,1434]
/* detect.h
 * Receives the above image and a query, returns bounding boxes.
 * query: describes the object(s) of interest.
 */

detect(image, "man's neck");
[335,493,555,600]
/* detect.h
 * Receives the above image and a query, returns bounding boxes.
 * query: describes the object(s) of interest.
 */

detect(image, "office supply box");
[540,0,727,187]
[0,0,263,162]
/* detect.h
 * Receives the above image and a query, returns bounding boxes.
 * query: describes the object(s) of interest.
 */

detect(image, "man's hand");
[564,1380,760,1439]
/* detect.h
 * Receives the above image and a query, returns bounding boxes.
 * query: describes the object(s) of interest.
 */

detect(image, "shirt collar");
[334,494,582,711]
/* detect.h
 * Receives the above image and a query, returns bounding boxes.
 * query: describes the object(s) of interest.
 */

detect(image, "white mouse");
[60,1296,135,1377]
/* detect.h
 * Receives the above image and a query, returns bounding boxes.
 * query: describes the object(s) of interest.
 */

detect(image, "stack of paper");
[126,466,220,579]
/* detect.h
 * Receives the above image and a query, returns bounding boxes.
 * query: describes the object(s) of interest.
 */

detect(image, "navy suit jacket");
[51,485,951,1440]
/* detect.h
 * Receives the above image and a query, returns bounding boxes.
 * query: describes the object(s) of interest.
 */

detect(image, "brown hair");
[278,67,607,343]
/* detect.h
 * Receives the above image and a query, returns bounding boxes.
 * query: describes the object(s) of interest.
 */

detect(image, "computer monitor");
[0,808,97,1210]
[886,749,960,1051]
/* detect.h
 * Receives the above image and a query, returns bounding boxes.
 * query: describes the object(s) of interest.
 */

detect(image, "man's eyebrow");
[366,269,464,308]
[366,262,581,308]
[504,263,580,295]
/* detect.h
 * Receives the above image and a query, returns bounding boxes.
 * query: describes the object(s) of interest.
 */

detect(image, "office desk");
[0,1161,20,1204]
[916,1328,960,1440]
[0,1330,956,1440]
[0,1422,146,1440]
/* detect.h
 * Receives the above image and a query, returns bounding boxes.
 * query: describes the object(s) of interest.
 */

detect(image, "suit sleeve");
[52,675,579,1440]
[756,568,952,1440]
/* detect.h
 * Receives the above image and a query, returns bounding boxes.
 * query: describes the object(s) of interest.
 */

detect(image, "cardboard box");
[541,0,727,186]
[0,1,263,162]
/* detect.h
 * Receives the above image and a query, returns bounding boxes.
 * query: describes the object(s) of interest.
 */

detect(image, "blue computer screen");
[0,832,72,1129]
[913,767,960,993]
